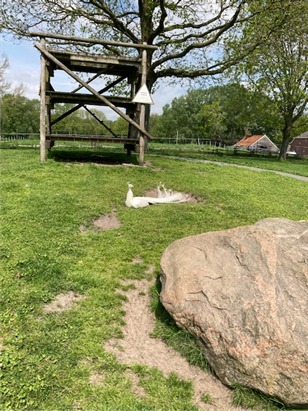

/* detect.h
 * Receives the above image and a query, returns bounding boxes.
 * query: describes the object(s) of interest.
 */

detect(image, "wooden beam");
[47,91,135,108]
[97,76,127,95]
[83,106,118,138]
[39,38,47,162]
[51,76,127,126]
[35,43,154,140]
[71,68,111,93]
[138,44,148,166]
[30,32,158,50]
[51,104,81,126]
[47,134,139,144]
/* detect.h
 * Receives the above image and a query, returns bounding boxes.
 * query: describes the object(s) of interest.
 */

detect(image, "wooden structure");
[30,32,157,165]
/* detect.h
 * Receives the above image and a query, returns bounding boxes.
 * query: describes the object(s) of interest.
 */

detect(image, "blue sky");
[2,38,41,99]
[1,36,185,120]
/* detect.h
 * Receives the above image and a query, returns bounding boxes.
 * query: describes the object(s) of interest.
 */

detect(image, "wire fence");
[0,133,40,141]
[0,132,284,158]
[0,133,222,144]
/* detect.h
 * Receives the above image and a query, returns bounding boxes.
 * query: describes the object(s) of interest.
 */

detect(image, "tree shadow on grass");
[48,149,139,165]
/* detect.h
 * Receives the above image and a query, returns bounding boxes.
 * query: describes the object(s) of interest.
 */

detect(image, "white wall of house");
[250,136,279,153]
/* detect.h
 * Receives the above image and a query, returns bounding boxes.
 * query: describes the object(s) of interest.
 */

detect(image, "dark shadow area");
[48,149,139,165]
[0,145,40,150]
[151,277,175,323]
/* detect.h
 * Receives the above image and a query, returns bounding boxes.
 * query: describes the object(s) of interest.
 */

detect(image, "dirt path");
[104,278,247,411]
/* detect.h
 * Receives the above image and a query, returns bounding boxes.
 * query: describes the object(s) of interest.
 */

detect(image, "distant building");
[289,131,308,157]
[233,135,279,153]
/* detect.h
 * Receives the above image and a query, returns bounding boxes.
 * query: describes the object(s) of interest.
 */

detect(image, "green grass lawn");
[1,147,307,411]
[148,145,308,177]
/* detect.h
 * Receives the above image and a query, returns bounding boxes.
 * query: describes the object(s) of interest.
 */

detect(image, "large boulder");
[160,218,308,408]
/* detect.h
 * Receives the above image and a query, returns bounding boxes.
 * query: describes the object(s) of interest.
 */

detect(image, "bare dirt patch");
[43,291,84,313]
[80,210,121,233]
[143,160,164,171]
[125,369,147,398]
[89,371,105,386]
[132,256,145,264]
[93,210,121,230]
[104,278,244,411]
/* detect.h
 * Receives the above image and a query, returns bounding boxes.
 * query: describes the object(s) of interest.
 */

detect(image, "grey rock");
[160,218,308,408]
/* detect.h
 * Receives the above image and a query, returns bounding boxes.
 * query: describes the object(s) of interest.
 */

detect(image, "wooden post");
[139,44,147,166]
[46,102,51,137]
[39,37,47,162]
[46,65,52,145]
[139,104,145,165]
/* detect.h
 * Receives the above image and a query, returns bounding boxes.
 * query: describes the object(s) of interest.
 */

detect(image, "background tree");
[155,89,209,139]
[1,93,40,134]
[154,84,281,143]
[0,55,11,97]
[292,114,308,138]
[0,56,44,135]
[226,0,308,159]
[0,55,11,134]
[203,83,282,143]
[148,113,161,137]
[112,116,129,136]
[199,99,227,143]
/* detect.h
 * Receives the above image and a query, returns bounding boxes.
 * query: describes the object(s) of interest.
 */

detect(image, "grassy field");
[1,147,307,411]
[2,138,308,177]
[147,144,308,177]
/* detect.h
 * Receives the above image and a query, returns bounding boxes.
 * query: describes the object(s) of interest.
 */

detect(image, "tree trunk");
[279,120,293,160]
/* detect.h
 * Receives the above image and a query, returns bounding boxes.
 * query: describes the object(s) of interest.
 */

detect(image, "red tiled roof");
[234,135,264,147]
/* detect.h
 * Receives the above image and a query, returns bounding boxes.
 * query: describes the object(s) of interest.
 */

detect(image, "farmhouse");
[233,135,279,153]
[289,131,308,157]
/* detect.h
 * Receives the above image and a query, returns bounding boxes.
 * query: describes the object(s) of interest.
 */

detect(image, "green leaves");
[152,83,282,144]
[226,0,308,158]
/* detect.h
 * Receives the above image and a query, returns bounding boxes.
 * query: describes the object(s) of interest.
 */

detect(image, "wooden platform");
[46,91,136,110]
[47,134,139,144]
[46,135,140,153]
[48,49,141,77]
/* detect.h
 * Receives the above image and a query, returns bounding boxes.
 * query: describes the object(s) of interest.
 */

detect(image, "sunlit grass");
[1,147,307,410]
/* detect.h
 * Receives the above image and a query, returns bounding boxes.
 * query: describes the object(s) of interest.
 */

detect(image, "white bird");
[157,182,163,198]
[161,183,169,197]
[125,183,187,208]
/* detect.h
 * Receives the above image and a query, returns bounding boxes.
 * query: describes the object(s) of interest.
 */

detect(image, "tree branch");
[151,3,243,71]
[82,0,139,43]
[148,0,168,44]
